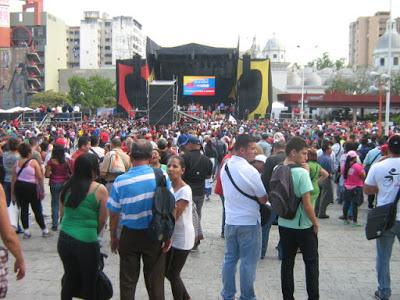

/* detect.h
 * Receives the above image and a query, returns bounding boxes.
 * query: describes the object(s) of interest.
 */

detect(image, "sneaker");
[339,215,345,220]
[318,215,330,219]
[51,225,58,232]
[42,231,51,238]
[344,220,350,225]
[23,233,31,239]
[352,223,362,227]
[374,290,389,300]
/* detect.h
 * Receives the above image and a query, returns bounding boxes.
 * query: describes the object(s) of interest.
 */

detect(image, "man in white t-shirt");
[220,134,268,300]
[364,135,400,300]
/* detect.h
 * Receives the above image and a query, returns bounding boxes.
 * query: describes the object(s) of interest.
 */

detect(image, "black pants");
[166,248,190,300]
[368,194,375,209]
[57,231,100,300]
[279,226,319,300]
[14,180,45,230]
[119,227,166,300]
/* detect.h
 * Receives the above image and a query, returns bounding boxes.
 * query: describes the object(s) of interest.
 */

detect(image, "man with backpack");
[100,137,130,192]
[107,139,172,300]
[220,134,268,300]
[272,136,319,300]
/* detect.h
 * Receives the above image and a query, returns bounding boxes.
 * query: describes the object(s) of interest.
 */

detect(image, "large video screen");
[183,76,215,96]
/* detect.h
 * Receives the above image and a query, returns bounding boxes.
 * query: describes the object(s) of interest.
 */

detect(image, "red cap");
[55,138,66,147]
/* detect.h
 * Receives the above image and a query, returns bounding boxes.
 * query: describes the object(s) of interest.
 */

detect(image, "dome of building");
[304,72,322,86]
[375,28,400,50]
[263,37,285,52]
[287,71,301,86]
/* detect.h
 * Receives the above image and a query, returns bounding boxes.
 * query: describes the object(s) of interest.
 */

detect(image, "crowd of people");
[0,114,398,300]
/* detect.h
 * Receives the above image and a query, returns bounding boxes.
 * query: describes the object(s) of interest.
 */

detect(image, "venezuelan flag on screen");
[183,76,215,96]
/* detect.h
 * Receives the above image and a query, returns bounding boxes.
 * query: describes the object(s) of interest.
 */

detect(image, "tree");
[325,71,370,95]
[391,72,400,95]
[68,75,116,110]
[30,90,70,108]
[307,52,346,70]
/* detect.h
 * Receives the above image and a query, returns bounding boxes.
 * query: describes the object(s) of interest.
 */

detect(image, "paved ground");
[4,187,400,300]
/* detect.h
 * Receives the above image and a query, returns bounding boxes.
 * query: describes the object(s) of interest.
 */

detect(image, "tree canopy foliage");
[30,90,70,108]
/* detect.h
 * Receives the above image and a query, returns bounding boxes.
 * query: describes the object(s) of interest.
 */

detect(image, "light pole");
[370,72,390,137]
[296,44,318,120]
[384,0,393,136]
[300,66,305,120]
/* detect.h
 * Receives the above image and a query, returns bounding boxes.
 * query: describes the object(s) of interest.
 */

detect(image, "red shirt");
[71,149,86,171]
[214,153,233,196]
[100,131,109,144]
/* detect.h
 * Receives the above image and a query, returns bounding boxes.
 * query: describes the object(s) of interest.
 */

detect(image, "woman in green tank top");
[57,153,108,300]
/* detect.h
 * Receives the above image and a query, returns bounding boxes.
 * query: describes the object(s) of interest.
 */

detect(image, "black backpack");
[269,164,301,219]
[148,168,176,242]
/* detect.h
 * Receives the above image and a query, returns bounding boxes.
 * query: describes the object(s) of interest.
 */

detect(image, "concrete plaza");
[5,191,400,300]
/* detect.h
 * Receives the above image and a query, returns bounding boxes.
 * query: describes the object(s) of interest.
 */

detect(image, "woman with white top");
[166,155,195,300]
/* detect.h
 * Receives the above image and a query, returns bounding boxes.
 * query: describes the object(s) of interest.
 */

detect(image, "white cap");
[254,154,267,163]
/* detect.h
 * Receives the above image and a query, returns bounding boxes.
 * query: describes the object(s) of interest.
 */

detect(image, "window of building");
[105,46,111,50]
[394,57,399,66]
[380,58,385,66]
[105,62,112,65]
[273,54,277,59]
[105,38,111,42]
[105,53,112,57]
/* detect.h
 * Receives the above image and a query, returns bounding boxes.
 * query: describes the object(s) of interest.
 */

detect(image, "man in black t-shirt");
[260,140,286,259]
[182,135,213,249]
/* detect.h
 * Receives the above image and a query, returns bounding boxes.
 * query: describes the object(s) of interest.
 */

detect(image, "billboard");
[183,76,215,96]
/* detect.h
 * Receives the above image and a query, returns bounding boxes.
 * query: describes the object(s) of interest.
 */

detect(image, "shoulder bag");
[224,164,270,226]
[365,186,400,240]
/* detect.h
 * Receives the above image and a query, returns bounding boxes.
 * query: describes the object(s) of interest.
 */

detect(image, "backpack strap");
[17,159,32,179]
[224,163,258,202]
[153,167,165,187]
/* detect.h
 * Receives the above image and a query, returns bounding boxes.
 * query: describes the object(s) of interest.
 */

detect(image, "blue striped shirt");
[107,165,171,229]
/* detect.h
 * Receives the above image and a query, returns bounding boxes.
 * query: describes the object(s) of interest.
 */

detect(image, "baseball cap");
[388,135,400,154]
[177,134,189,147]
[347,150,358,159]
[187,135,201,145]
[55,137,66,147]
[254,154,267,163]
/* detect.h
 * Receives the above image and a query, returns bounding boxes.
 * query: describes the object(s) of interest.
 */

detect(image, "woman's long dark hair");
[343,155,356,180]
[51,144,66,164]
[60,153,100,208]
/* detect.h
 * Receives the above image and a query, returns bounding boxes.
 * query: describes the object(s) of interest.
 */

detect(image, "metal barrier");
[52,112,83,123]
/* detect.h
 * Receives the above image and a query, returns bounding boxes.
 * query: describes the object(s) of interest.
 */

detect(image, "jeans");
[57,231,100,300]
[261,210,278,258]
[279,226,319,300]
[3,181,11,207]
[221,224,261,300]
[376,221,400,299]
[221,196,226,235]
[50,183,64,228]
[315,177,333,217]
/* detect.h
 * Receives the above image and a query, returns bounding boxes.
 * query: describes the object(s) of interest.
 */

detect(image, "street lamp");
[296,44,318,120]
[370,72,390,137]
[385,0,393,136]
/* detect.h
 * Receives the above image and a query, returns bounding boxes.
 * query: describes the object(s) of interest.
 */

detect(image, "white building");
[77,11,145,69]
[373,20,400,72]
[79,11,101,69]
[112,16,145,64]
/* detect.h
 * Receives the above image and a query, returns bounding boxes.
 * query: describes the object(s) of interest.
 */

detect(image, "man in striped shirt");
[107,139,171,300]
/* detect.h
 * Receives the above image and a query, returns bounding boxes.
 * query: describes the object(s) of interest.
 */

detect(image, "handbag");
[96,253,113,300]
[224,164,271,226]
[7,202,18,230]
[365,186,400,240]
[36,183,45,201]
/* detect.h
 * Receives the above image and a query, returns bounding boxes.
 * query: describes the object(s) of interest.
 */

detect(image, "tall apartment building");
[75,11,145,69]
[349,11,400,68]
[66,26,80,68]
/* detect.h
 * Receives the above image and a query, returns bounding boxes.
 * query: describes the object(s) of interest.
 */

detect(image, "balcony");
[27,52,41,63]
[26,64,41,76]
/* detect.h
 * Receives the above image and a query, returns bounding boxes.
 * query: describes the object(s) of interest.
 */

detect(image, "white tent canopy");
[0,107,33,113]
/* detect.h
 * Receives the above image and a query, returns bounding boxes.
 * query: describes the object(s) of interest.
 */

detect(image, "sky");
[9,0,399,65]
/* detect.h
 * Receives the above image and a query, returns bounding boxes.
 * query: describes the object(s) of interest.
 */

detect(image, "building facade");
[349,11,400,68]
[74,11,145,69]
[373,20,400,72]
